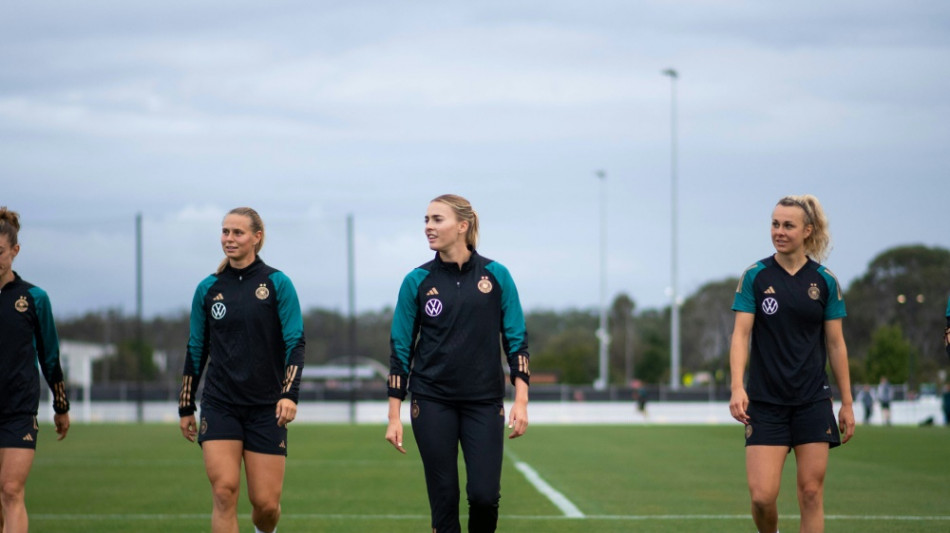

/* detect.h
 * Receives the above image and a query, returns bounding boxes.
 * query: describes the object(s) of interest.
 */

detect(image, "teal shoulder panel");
[28,286,61,371]
[186,275,217,375]
[731,261,766,314]
[391,268,428,374]
[819,266,847,320]
[269,271,305,364]
[945,295,950,318]
[485,261,527,354]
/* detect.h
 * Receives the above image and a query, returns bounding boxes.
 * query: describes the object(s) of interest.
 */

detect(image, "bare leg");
[794,442,829,533]
[746,445,788,533]
[244,450,285,533]
[203,440,244,533]
[0,448,35,533]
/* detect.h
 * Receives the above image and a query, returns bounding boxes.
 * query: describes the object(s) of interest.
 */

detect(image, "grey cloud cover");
[2,1,948,317]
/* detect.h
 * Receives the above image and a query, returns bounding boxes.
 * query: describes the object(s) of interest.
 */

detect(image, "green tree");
[532,327,598,384]
[865,324,913,385]
[632,309,669,384]
[845,245,950,384]
[94,338,158,381]
[608,293,636,385]
[680,278,739,375]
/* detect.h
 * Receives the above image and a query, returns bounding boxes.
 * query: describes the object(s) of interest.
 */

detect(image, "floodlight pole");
[135,212,144,422]
[347,214,357,424]
[595,170,610,391]
[662,68,681,391]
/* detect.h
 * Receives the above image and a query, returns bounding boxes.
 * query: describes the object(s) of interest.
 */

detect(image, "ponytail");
[431,194,479,250]
[777,195,831,262]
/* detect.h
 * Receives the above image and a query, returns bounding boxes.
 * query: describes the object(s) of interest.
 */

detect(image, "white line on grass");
[30,513,950,521]
[506,450,584,518]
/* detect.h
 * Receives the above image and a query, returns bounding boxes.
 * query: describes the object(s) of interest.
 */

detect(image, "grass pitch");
[26,422,950,532]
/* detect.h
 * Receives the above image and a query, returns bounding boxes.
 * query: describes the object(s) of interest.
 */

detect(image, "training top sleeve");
[30,287,69,414]
[486,261,530,386]
[271,271,306,403]
[178,275,216,417]
[387,269,426,400]
[819,267,847,320]
[731,262,764,314]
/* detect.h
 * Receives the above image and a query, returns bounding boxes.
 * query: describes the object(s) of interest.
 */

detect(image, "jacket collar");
[1,271,22,291]
[224,256,264,277]
[434,249,478,273]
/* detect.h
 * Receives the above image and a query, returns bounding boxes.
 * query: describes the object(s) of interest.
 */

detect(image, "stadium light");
[662,68,681,391]
[594,170,610,391]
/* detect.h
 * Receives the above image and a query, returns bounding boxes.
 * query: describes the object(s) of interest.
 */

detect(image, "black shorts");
[198,400,288,456]
[0,414,39,450]
[745,399,840,449]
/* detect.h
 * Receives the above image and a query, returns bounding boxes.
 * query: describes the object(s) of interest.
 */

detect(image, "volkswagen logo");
[211,302,227,320]
[761,297,779,315]
[425,298,443,317]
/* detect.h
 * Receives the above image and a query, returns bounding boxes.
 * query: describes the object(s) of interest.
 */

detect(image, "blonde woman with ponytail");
[729,195,854,533]
[385,194,530,533]
[178,207,305,533]
[0,207,70,533]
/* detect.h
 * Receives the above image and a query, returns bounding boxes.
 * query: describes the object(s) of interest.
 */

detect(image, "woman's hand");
[385,418,406,454]
[180,415,197,442]
[53,412,70,440]
[507,401,528,439]
[838,403,855,444]
[276,398,297,427]
[730,387,751,425]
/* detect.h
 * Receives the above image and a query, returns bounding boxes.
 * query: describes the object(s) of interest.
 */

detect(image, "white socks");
[254,527,275,533]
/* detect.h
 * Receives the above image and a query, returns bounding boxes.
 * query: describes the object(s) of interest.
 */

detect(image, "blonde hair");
[0,206,21,247]
[776,194,831,263]
[431,194,479,250]
[216,207,265,274]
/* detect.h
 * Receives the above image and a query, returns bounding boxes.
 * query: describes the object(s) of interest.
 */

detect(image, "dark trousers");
[410,396,505,533]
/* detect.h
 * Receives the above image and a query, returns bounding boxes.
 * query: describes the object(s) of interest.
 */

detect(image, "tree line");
[58,244,950,391]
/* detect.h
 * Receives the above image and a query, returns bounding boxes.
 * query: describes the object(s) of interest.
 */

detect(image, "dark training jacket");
[0,272,69,417]
[179,257,305,416]
[388,251,530,402]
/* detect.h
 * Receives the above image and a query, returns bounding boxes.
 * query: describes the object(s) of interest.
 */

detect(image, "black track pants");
[410,396,505,533]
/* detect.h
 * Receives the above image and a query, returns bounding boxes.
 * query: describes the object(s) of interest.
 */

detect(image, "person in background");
[858,385,874,425]
[877,376,892,426]
[729,194,855,533]
[385,194,530,533]
[178,207,305,533]
[632,379,648,417]
[0,207,70,533]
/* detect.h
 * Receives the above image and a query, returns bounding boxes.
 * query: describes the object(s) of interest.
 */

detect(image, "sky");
[2,1,948,318]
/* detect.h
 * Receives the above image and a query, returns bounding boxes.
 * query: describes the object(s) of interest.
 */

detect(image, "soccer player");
[178,207,305,533]
[0,207,70,533]
[385,194,530,533]
[729,195,855,533]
